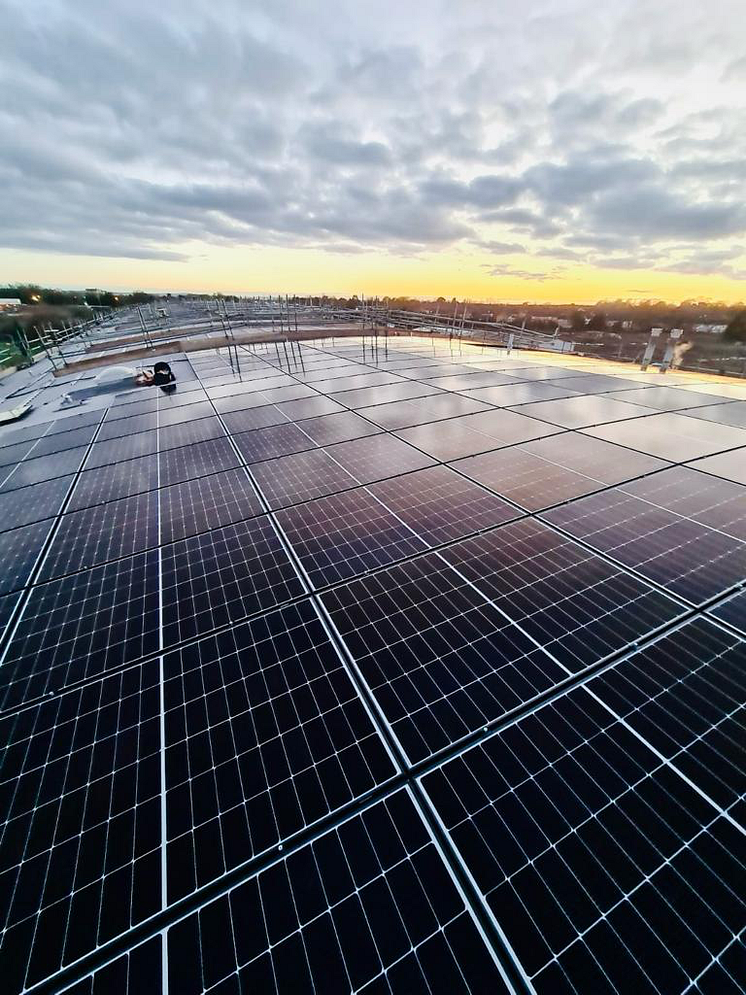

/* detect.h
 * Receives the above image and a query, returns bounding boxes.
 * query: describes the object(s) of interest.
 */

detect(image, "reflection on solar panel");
[1,335,745,995]
[543,486,746,603]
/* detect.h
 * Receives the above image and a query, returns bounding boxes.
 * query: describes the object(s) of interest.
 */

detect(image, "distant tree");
[587,311,607,331]
[723,310,746,342]
[571,310,587,330]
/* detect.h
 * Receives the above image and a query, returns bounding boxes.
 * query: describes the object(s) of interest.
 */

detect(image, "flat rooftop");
[1,336,745,994]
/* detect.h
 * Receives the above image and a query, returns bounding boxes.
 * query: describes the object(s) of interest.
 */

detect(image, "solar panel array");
[1,335,745,995]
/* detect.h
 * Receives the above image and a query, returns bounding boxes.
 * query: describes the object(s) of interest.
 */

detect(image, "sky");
[2,0,746,303]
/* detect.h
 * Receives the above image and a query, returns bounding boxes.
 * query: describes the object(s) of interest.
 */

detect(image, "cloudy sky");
[2,0,746,301]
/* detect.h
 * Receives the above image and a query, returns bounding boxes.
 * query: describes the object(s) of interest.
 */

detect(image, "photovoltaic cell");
[159,467,264,543]
[543,488,746,604]
[0,551,160,710]
[0,665,161,992]
[441,518,685,670]
[0,447,89,492]
[0,476,74,532]
[251,449,359,509]
[0,521,53,595]
[708,589,746,635]
[166,790,509,995]
[276,488,428,587]
[328,434,435,485]
[322,553,566,762]
[59,937,162,995]
[368,465,518,546]
[163,601,396,901]
[160,515,305,646]
[296,409,382,446]
[422,685,746,994]
[591,618,746,818]
[158,438,240,487]
[233,422,315,463]
[39,490,159,581]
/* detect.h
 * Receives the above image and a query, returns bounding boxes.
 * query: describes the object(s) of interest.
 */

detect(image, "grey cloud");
[1,0,746,282]
[589,186,746,240]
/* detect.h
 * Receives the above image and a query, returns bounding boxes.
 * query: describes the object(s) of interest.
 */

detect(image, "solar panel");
[158,416,226,451]
[166,790,510,995]
[513,394,653,428]
[69,456,158,511]
[584,410,746,461]
[543,487,746,604]
[421,679,746,994]
[85,430,158,468]
[708,588,746,635]
[684,400,746,429]
[2,336,746,995]
[618,465,746,540]
[297,409,382,445]
[455,432,668,512]
[162,600,396,901]
[160,515,305,644]
[0,446,89,493]
[0,520,52,595]
[368,464,519,545]
[0,551,160,709]
[39,489,159,581]
[97,410,159,441]
[321,553,566,762]
[248,442,358,508]
[159,467,264,543]
[358,394,484,431]
[59,937,162,995]
[0,665,161,991]
[327,434,435,484]
[233,421,315,463]
[158,437,241,487]
[686,447,746,485]
[440,518,685,670]
[330,381,440,408]
[590,618,746,814]
[0,475,75,532]
[276,487,428,587]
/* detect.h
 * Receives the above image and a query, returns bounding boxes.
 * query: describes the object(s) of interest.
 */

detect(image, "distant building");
[694,323,727,335]
[0,298,22,311]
